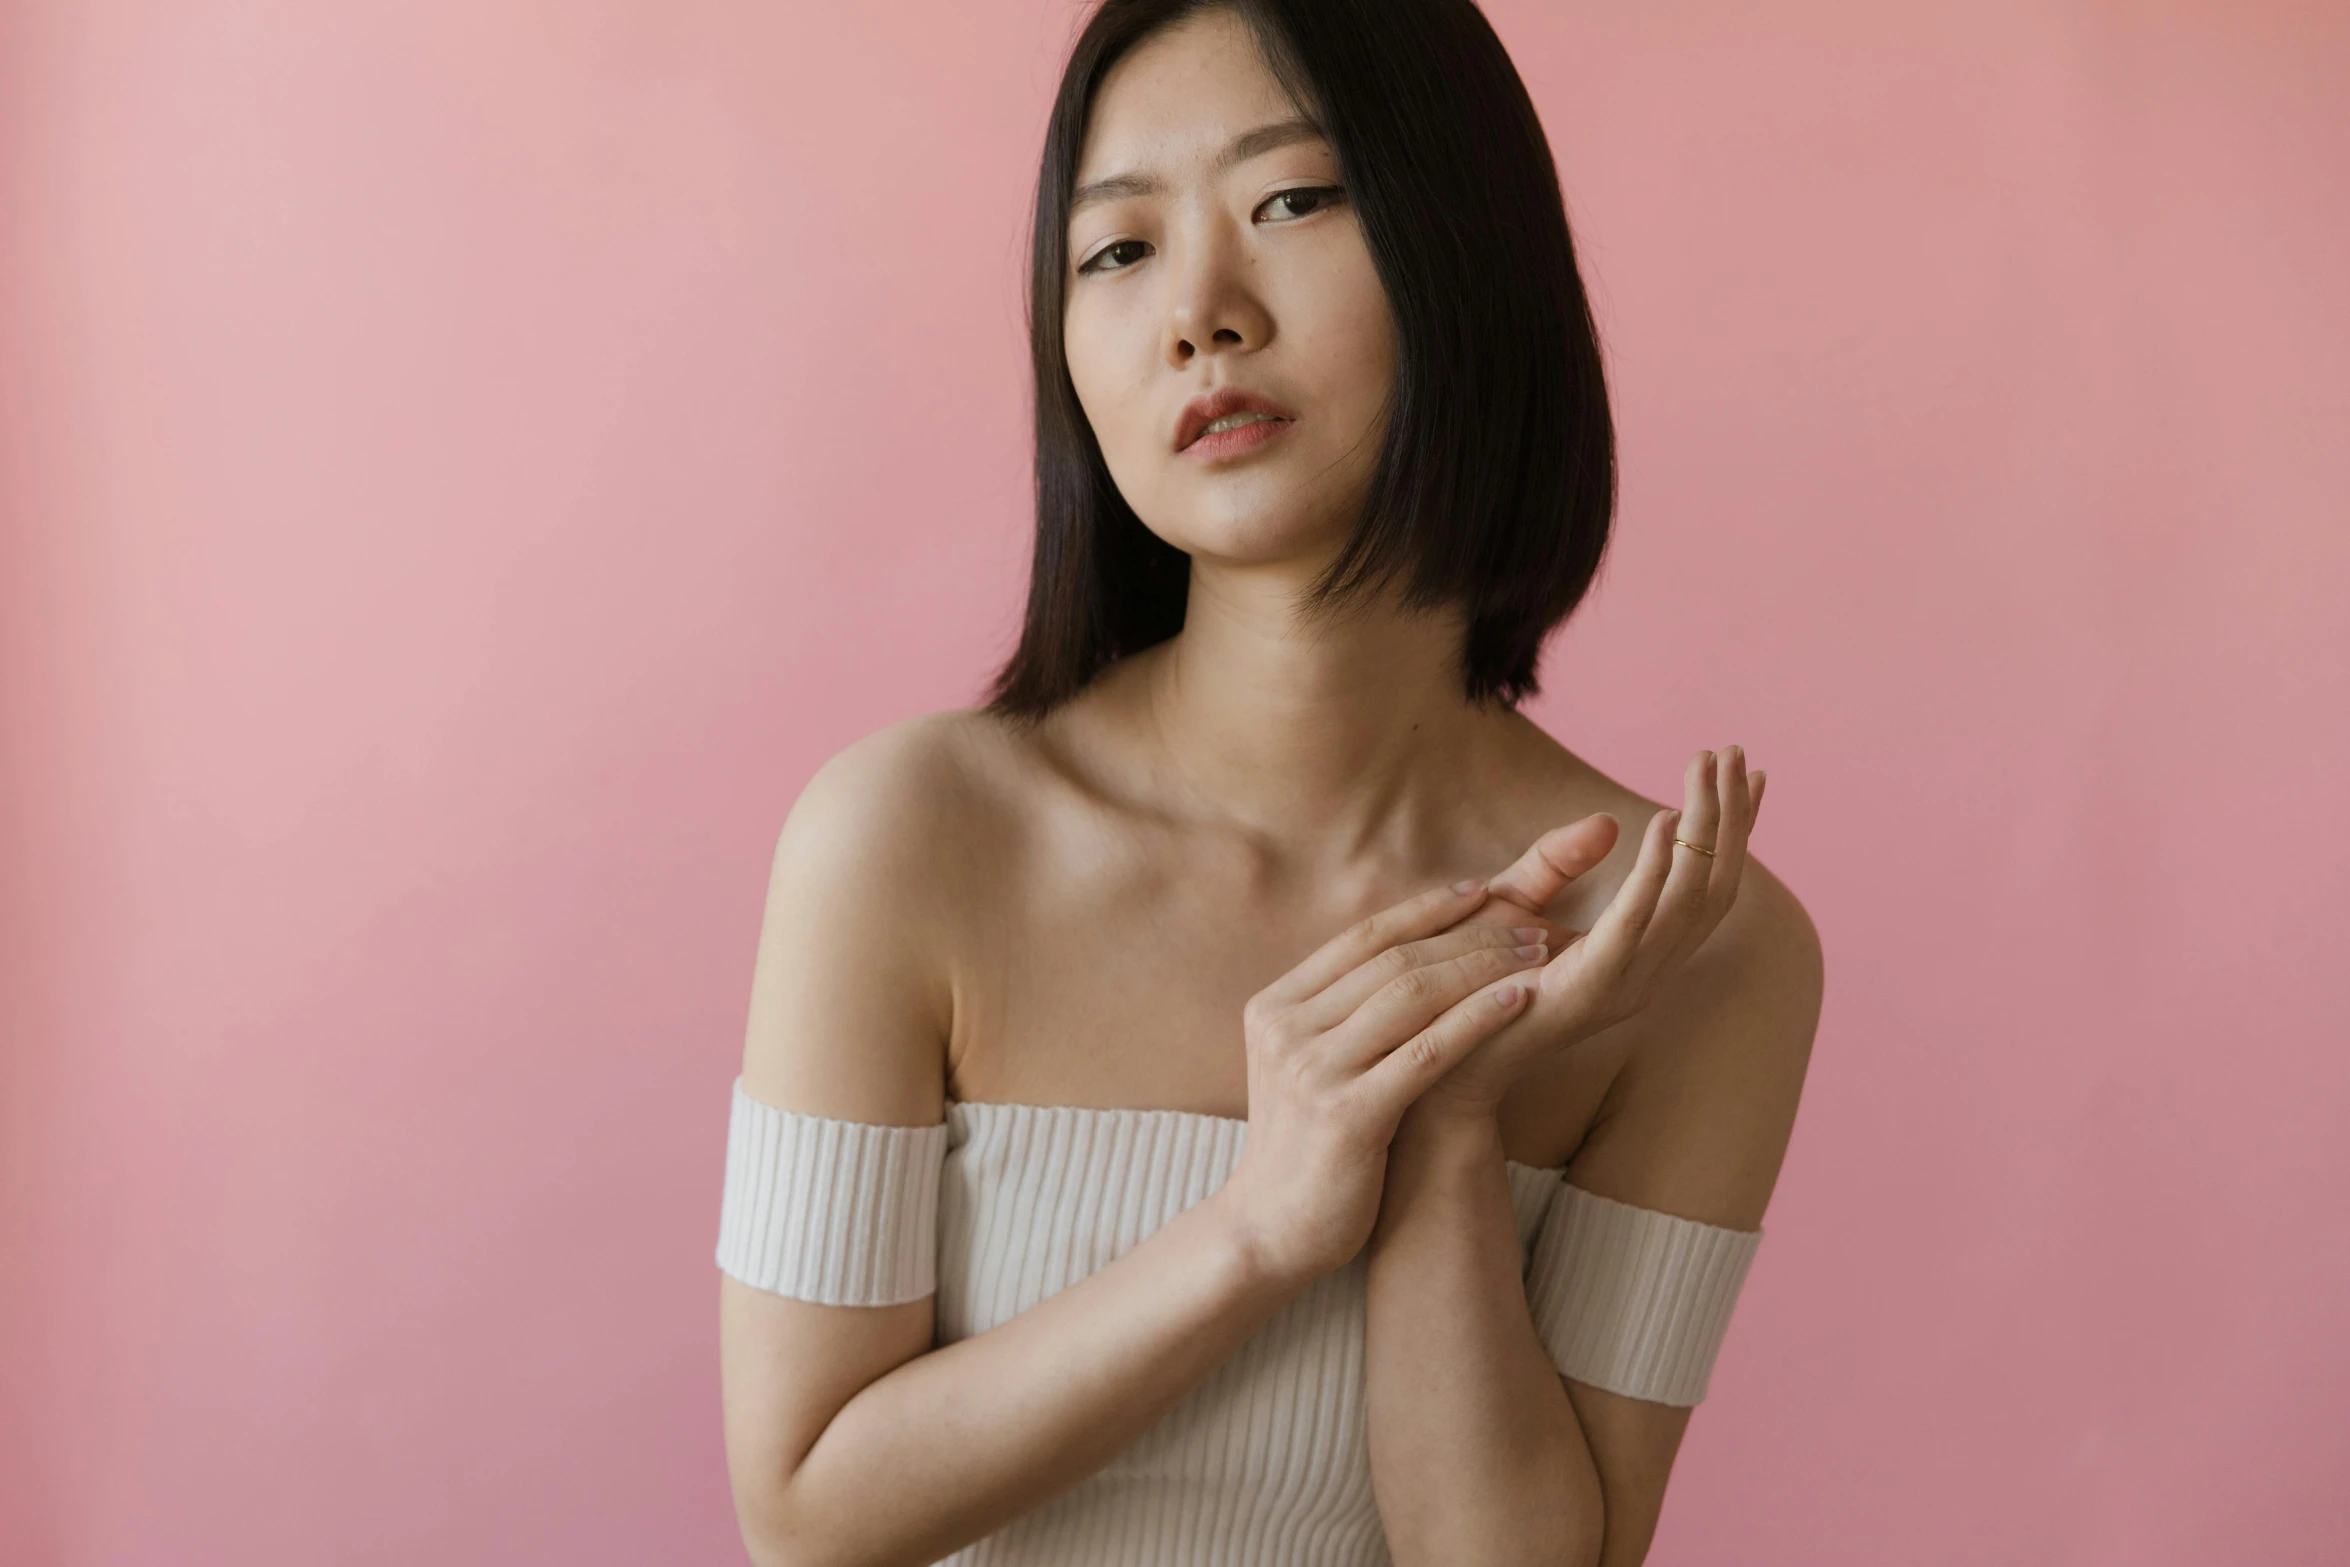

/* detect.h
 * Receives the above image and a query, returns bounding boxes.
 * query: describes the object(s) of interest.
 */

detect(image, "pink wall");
[3,1,2344,1562]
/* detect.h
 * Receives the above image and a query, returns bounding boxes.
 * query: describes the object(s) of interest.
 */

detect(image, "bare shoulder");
[775,708,1023,879]
[1545,754,1825,1230]
[1662,829,1825,1060]
[739,708,1034,1122]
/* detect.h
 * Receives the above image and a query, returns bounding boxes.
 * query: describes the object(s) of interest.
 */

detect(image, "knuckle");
[1245,1000,1296,1049]
[1388,967,1435,1005]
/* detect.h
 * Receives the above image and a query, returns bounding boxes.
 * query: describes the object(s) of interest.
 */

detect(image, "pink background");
[4,1,2345,1562]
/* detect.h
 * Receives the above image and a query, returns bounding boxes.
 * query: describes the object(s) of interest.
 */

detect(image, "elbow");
[738,1524,824,1567]
[734,1505,789,1567]
[735,1485,823,1567]
[738,1489,894,1567]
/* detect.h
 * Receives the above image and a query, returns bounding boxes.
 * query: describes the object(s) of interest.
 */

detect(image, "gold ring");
[1673,837,1716,857]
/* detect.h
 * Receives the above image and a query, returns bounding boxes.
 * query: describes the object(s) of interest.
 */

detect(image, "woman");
[717,0,1822,1562]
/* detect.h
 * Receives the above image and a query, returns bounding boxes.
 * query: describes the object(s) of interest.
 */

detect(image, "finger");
[1354,969,1533,1123]
[1639,744,1758,988]
[1331,940,1547,1069]
[1694,746,1758,945]
[1623,750,1725,990]
[1292,921,1549,1034]
[1480,815,1618,916]
[1257,877,1490,1008]
[1553,804,1679,1000]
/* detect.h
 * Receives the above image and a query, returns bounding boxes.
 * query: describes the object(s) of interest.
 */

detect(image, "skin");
[719,10,1823,1566]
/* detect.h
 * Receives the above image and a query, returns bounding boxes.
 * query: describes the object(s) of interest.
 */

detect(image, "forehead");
[1074,10,1317,184]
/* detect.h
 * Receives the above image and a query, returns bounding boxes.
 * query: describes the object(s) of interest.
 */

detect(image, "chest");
[940,815,1637,1171]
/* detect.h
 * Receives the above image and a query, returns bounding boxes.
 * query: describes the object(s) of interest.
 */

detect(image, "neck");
[1097,559,1525,864]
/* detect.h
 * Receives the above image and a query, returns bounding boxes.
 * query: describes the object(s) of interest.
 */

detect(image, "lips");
[1174,386,1298,452]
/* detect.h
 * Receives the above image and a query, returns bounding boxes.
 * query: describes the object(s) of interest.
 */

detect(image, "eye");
[1257,185,1345,222]
[1076,238,1150,276]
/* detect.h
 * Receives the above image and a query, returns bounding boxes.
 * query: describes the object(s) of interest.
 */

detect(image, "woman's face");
[1063,8,1396,572]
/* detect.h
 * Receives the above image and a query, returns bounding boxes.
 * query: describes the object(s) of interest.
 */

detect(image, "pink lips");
[1180,415,1295,461]
[1174,385,1299,457]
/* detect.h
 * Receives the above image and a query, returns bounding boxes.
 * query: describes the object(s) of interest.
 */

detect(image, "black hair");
[983,0,1614,720]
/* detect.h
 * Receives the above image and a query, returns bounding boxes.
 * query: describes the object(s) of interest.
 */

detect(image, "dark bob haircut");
[984,0,1615,720]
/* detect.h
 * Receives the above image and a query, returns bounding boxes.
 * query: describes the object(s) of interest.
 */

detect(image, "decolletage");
[927,1098,1568,1567]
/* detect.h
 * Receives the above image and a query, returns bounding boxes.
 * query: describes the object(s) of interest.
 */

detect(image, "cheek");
[1063,305,1156,465]
[1295,262,1396,420]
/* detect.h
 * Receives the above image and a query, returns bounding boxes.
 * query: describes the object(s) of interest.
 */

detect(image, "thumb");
[1484,815,1618,916]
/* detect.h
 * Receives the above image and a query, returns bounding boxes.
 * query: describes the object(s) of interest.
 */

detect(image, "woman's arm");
[1360,860,1822,1567]
[729,1188,1302,1567]
[1553,863,1820,1564]
[1362,1106,1603,1566]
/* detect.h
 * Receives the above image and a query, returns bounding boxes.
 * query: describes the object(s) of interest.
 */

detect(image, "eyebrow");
[1069,116,1328,214]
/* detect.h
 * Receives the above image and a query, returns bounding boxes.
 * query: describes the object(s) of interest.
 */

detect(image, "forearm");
[1363,1107,1603,1567]
[755,1186,1308,1567]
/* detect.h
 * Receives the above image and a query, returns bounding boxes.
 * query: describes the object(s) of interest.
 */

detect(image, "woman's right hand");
[1216,879,1548,1286]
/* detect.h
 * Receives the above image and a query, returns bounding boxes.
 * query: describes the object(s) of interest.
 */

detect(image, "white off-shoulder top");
[717,1077,1760,1565]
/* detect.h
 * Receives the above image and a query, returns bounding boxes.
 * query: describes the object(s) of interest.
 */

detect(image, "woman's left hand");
[1415,745,1765,1119]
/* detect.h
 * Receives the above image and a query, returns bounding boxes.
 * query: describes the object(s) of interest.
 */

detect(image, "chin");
[1150,503,1350,568]
[1139,471,1358,562]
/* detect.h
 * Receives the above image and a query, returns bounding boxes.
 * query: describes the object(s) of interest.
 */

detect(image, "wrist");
[1396,1091,1505,1147]
[1201,1182,1327,1299]
[1389,1098,1506,1170]
[1371,1103,1506,1254]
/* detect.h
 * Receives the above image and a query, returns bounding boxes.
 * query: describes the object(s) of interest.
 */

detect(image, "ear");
[1483,815,1618,917]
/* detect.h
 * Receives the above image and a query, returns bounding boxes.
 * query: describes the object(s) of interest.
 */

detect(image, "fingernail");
[1514,943,1546,960]
[1494,983,1523,1009]
[1452,877,1485,895]
[1511,926,1544,942]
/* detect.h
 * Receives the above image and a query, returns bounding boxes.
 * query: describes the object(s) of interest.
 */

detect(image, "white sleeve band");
[1523,1180,1763,1407]
[714,1076,949,1305]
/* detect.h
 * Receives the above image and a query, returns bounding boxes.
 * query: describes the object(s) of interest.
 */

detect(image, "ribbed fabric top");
[928,1099,1569,1567]
[715,1078,1762,1566]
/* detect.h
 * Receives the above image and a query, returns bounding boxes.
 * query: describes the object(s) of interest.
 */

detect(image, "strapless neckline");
[945,1096,1567,1175]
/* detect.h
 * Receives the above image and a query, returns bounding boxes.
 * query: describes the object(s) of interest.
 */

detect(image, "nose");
[1159,217,1272,368]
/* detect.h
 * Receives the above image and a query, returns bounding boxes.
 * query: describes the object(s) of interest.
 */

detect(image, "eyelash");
[1075,185,1347,276]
